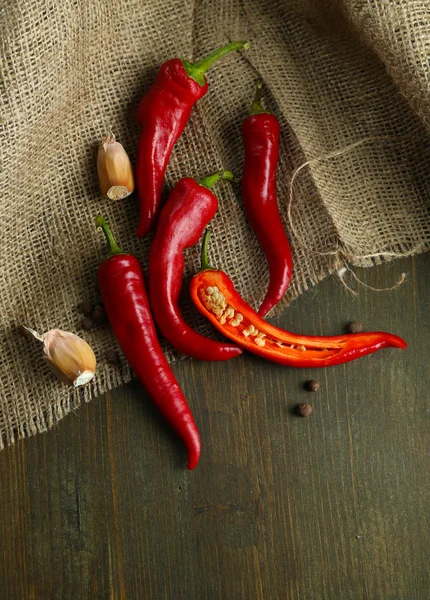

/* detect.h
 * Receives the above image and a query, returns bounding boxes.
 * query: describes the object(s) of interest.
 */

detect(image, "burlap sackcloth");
[1,0,429,448]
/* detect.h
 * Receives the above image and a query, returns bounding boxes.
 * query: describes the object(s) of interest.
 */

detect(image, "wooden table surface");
[1,255,429,600]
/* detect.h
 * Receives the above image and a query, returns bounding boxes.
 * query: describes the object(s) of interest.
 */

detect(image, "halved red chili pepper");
[190,231,407,368]
[242,82,293,316]
[135,41,249,238]
[96,216,200,469]
[148,170,242,361]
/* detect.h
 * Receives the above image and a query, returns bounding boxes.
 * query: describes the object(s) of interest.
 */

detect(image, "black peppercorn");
[18,325,33,338]
[306,379,320,392]
[78,301,93,316]
[80,317,94,331]
[104,349,120,365]
[296,403,313,417]
[347,321,363,334]
[92,305,108,326]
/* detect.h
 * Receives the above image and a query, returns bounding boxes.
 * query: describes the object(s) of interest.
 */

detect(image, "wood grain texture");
[0,255,429,600]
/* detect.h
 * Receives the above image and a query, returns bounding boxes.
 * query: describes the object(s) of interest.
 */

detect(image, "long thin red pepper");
[135,41,249,238]
[242,82,293,316]
[148,170,242,361]
[95,216,200,469]
[190,231,407,368]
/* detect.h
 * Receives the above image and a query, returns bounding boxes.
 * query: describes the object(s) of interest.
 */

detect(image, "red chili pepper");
[190,231,407,368]
[95,216,200,469]
[242,82,293,316]
[148,170,243,361]
[135,41,249,238]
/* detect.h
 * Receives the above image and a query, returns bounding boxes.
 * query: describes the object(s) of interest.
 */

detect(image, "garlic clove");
[43,330,96,387]
[97,133,134,200]
[22,327,96,387]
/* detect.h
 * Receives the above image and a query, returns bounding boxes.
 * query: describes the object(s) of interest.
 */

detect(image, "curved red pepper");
[135,41,249,238]
[96,216,200,469]
[148,171,242,361]
[242,83,293,316]
[190,232,407,368]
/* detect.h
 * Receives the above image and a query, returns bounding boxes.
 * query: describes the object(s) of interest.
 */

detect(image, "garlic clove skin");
[42,329,96,387]
[97,133,134,200]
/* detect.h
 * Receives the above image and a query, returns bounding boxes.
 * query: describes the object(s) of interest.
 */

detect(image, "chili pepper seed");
[296,403,313,417]
[225,306,235,318]
[347,321,363,334]
[306,379,320,392]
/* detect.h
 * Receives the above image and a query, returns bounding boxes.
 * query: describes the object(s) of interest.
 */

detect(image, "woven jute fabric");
[1,0,429,448]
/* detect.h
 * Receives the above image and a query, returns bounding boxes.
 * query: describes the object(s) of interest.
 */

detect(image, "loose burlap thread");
[1,0,429,448]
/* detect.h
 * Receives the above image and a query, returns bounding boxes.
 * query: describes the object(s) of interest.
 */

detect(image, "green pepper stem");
[95,215,124,258]
[201,229,214,271]
[198,170,234,189]
[251,81,268,115]
[182,41,249,86]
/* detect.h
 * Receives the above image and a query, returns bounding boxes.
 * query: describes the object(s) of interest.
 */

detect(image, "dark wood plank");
[0,254,429,600]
